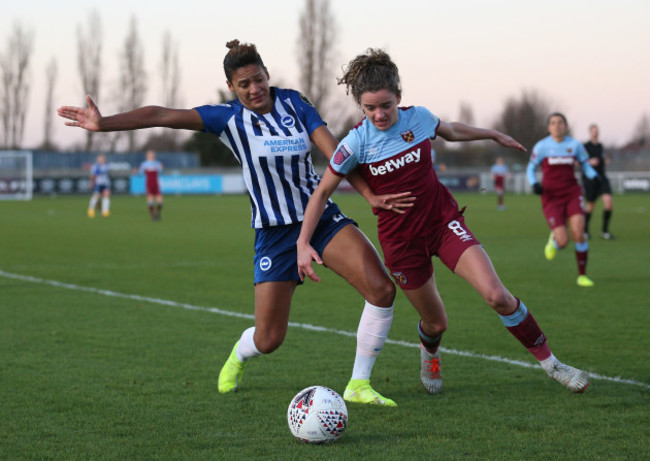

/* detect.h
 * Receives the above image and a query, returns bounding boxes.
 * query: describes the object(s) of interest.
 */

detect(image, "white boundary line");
[2,269,648,390]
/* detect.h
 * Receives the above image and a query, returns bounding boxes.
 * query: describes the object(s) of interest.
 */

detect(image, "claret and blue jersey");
[195,88,330,229]
[527,135,597,194]
[329,106,459,241]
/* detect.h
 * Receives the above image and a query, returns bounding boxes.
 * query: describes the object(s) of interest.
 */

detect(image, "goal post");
[0,150,33,200]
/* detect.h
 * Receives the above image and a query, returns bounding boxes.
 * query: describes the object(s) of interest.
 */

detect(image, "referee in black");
[583,124,614,240]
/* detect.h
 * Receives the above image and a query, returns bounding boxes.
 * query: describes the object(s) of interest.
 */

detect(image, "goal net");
[0,151,33,200]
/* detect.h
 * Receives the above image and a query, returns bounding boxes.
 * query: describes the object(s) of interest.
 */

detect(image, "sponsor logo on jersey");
[392,271,407,286]
[281,115,295,128]
[400,130,415,143]
[260,256,272,271]
[368,148,421,176]
[333,144,353,165]
[263,138,307,153]
[547,156,575,165]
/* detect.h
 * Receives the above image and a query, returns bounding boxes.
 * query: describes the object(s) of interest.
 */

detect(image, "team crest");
[333,144,353,165]
[567,148,573,153]
[260,256,272,271]
[401,130,415,143]
[392,271,408,286]
[281,115,295,128]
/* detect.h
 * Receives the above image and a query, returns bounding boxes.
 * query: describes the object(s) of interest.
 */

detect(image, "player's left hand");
[367,191,415,214]
[297,242,322,283]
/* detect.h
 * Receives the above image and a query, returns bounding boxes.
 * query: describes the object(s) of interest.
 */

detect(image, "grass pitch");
[1,192,649,460]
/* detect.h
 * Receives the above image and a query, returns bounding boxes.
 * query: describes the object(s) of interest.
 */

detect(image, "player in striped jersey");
[88,154,111,218]
[58,40,411,406]
[137,150,164,220]
[527,113,598,287]
[297,49,590,394]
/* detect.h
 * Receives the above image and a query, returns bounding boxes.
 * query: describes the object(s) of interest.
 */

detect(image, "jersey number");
[448,220,473,242]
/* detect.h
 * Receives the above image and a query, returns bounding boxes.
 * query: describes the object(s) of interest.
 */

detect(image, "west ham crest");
[392,271,408,286]
[401,130,415,143]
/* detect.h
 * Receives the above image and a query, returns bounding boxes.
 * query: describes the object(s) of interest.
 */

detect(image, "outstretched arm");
[437,121,527,152]
[57,95,204,132]
[296,169,342,283]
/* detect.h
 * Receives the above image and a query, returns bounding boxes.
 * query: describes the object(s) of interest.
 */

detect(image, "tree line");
[2,1,649,167]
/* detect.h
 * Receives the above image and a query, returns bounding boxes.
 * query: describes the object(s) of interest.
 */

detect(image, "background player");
[583,124,614,240]
[490,156,510,210]
[88,154,111,218]
[527,113,598,287]
[137,150,164,220]
[58,40,413,407]
[297,48,590,395]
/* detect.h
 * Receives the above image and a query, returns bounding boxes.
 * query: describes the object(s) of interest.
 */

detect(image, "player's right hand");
[532,183,543,195]
[297,242,322,283]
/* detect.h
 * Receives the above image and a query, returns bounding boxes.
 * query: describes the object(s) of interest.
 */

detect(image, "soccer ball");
[287,385,348,444]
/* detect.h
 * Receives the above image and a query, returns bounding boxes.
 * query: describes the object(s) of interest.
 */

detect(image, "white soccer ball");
[287,385,348,444]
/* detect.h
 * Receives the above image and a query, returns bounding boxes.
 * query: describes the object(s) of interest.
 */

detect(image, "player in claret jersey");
[490,156,510,210]
[297,48,590,395]
[137,150,164,220]
[527,113,598,287]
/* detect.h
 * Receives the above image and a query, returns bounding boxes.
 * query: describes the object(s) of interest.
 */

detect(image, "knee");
[555,236,569,248]
[484,287,512,311]
[366,277,396,307]
[421,316,448,337]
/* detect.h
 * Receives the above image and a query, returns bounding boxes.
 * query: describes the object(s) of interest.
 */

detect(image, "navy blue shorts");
[253,203,355,284]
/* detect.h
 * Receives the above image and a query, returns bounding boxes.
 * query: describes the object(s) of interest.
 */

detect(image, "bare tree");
[297,0,336,111]
[157,30,182,150]
[0,22,34,150]
[116,16,147,152]
[41,57,57,150]
[494,89,552,152]
[76,10,103,152]
[632,113,650,145]
[458,101,475,125]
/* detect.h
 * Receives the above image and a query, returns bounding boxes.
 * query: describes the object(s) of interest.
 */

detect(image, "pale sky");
[2,0,649,150]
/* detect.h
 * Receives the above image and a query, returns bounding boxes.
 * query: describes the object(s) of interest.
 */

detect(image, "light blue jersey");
[527,135,597,192]
[138,160,163,175]
[195,88,329,228]
[491,164,509,176]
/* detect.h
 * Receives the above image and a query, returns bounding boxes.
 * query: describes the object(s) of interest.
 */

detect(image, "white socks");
[102,197,110,213]
[540,353,559,372]
[351,301,394,380]
[235,326,261,362]
[89,196,98,209]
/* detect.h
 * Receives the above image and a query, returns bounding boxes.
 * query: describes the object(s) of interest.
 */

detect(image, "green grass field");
[2,192,649,460]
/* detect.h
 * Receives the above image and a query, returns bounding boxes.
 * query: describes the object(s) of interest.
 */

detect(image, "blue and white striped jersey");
[195,88,329,228]
[91,163,110,187]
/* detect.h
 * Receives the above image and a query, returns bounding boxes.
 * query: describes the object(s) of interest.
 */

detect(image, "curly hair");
[223,39,265,82]
[338,48,401,105]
